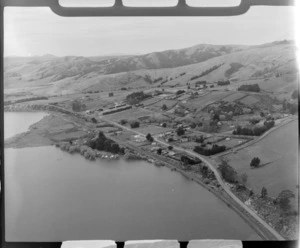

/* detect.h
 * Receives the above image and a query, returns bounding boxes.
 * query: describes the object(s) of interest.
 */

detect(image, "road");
[100,116,285,240]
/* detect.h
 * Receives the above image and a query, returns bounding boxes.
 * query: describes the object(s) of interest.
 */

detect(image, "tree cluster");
[275,190,295,213]
[176,127,185,136]
[181,155,200,165]
[233,120,275,136]
[126,91,150,105]
[238,84,260,92]
[194,144,226,156]
[146,133,154,142]
[199,164,216,180]
[87,131,125,154]
[218,160,237,183]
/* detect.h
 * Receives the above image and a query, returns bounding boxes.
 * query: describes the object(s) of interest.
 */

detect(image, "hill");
[4,40,298,96]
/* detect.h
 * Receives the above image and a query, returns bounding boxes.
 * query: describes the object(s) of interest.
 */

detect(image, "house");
[168,151,176,156]
[181,138,188,142]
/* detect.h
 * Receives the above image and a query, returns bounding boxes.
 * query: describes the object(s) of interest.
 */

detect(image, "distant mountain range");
[4,40,298,96]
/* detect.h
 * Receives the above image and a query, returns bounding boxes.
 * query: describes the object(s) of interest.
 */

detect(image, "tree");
[162,104,167,111]
[157,148,162,155]
[130,121,140,128]
[176,127,185,136]
[146,133,154,142]
[213,113,220,121]
[168,145,173,150]
[218,160,237,183]
[261,187,268,198]
[162,123,167,128]
[120,119,127,125]
[276,190,295,212]
[91,117,97,123]
[190,122,196,129]
[250,157,261,168]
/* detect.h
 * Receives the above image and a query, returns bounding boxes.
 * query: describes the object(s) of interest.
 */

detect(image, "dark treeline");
[13,96,48,104]
[233,120,275,136]
[181,155,201,165]
[238,84,260,92]
[153,77,163,83]
[190,64,222,81]
[87,131,125,154]
[194,144,226,156]
[216,80,230,86]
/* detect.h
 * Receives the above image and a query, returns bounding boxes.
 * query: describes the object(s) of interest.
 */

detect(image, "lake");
[4,112,260,241]
[4,111,48,140]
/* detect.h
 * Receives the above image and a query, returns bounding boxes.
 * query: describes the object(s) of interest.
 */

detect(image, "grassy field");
[222,92,245,102]
[148,99,178,111]
[215,138,247,149]
[136,125,173,135]
[105,108,154,122]
[186,91,232,111]
[223,119,298,198]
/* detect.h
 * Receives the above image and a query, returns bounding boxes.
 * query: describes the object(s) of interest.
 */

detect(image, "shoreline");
[4,109,281,240]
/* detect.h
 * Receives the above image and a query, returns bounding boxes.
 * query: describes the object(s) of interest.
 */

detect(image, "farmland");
[136,125,173,135]
[222,119,298,198]
[105,108,154,122]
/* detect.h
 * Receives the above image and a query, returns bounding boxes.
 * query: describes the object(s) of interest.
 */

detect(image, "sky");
[4,2,296,57]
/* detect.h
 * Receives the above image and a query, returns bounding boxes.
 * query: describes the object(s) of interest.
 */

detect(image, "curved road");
[101,116,285,240]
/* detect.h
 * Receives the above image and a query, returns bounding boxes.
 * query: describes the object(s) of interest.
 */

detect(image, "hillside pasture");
[141,97,162,106]
[185,91,232,111]
[222,92,245,103]
[223,119,298,198]
[239,95,259,105]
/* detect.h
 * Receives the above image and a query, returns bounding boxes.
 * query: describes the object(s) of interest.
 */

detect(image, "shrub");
[130,121,140,128]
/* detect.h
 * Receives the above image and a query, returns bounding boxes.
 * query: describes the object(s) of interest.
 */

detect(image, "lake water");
[4,112,48,140]
[4,112,260,241]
